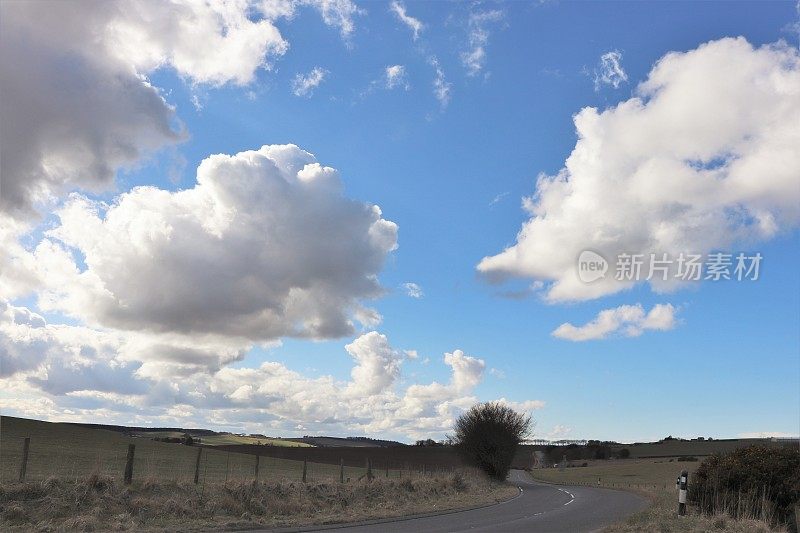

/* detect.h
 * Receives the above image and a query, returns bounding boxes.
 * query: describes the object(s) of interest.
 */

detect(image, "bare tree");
[451,402,532,480]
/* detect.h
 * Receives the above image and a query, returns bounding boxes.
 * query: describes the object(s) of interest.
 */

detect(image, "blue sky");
[1,0,798,442]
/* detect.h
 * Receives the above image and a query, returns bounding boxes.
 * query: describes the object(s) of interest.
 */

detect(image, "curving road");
[268,470,648,533]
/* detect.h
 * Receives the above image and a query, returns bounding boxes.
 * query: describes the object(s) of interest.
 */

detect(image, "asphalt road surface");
[268,470,648,533]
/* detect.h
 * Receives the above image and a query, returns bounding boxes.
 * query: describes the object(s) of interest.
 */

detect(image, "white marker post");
[677,470,688,516]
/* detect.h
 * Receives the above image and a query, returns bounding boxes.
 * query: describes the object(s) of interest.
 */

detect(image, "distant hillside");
[513,436,797,467]
[66,420,311,447]
[623,437,797,458]
[27,419,401,448]
[69,422,218,436]
[297,436,406,448]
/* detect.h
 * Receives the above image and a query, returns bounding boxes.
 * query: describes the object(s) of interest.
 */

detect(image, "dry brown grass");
[603,489,786,533]
[0,469,517,531]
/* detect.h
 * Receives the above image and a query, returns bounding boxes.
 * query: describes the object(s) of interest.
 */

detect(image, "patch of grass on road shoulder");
[0,469,518,531]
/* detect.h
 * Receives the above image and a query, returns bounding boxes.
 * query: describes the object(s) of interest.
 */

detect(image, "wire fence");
[1,436,454,485]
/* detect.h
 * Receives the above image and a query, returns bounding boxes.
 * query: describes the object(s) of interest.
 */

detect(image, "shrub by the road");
[688,445,800,531]
[450,402,531,481]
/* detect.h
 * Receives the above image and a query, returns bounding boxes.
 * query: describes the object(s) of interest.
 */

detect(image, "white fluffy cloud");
[0,0,360,220]
[0,0,281,218]
[292,67,328,97]
[593,50,628,91]
[552,303,677,341]
[479,38,800,302]
[17,145,396,343]
[345,331,404,396]
[390,1,424,41]
[461,9,504,77]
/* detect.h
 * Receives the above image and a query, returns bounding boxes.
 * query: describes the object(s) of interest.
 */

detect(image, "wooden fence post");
[385,459,389,478]
[123,443,135,484]
[339,458,344,483]
[18,437,30,483]
[366,458,373,481]
[201,454,209,497]
[194,447,202,484]
[225,452,230,482]
[254,454,260,481]
[302,459,307,483]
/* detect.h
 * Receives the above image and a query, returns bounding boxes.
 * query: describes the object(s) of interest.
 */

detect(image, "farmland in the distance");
[128,429,311,447]
[528,457,701,488]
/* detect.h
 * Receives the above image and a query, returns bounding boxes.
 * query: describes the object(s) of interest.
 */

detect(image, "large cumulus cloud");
[478,38,800,301]
[30,144,397,341]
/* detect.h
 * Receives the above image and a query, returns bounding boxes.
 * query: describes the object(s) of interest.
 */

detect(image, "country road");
[265,470,649,533]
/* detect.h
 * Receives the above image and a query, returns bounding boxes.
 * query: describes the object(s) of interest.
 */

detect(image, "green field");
[528,458,701,490]
[0,417,367,484]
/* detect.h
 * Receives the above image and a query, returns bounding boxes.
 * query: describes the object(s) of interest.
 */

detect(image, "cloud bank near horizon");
[1,302,543,440]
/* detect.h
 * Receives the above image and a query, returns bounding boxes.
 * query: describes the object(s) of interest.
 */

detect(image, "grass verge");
[603,488,785,533]
[0,469,517,531]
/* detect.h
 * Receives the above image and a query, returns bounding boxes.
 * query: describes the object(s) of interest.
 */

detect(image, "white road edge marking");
[558,488,575,506]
